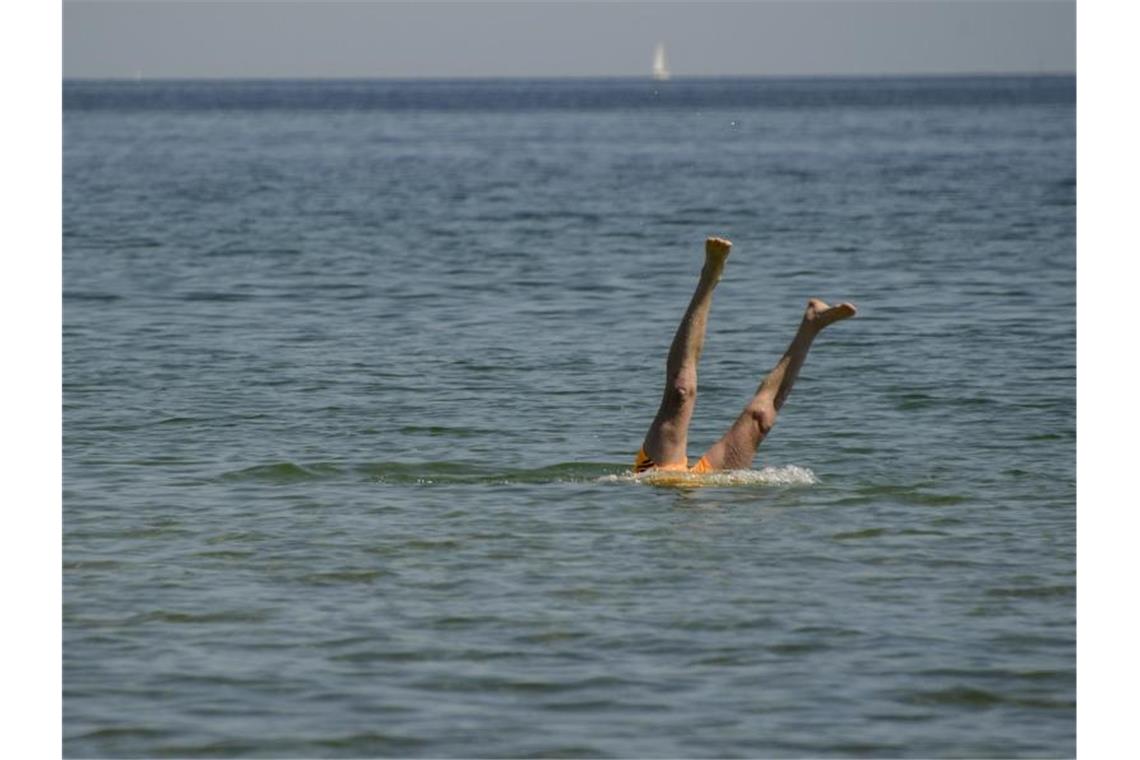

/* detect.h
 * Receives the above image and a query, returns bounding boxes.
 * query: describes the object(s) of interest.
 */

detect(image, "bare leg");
[698,298,856,470]
[640,237,733,466]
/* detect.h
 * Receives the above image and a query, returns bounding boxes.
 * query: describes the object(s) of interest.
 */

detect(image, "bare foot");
[703,236,733,279]
[804,298,857,331]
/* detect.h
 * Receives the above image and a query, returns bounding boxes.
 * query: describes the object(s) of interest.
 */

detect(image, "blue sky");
[63,1,1075,78]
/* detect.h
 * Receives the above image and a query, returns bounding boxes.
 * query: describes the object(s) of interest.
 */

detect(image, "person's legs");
[638,237,733,468]
[697,298,856,471]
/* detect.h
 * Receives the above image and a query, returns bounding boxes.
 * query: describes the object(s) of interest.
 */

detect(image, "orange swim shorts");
[633,448,715,475]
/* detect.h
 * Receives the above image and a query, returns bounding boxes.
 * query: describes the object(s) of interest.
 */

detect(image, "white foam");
[599,464,818,488]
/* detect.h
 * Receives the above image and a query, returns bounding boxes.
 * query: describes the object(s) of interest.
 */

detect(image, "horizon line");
[63,71,1076,83]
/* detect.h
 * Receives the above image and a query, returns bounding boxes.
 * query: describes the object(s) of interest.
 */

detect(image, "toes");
[805,299,856,325]
[705,237,733,254]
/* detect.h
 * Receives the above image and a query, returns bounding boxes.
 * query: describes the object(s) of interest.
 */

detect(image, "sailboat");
[652,43,671,81]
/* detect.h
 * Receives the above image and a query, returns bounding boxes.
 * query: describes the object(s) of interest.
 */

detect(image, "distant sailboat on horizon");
[652,43,670,81]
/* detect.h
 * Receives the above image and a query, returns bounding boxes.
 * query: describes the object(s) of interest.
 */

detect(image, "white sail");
[652,43,670,81]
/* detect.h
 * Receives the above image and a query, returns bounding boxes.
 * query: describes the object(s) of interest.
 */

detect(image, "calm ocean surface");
[63,77,1075,758]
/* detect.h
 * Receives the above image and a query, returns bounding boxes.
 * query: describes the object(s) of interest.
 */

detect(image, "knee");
[666,372,697,407]
[748,402,777,435]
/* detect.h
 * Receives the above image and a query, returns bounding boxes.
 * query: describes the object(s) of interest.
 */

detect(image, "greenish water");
[64,77,1074,757]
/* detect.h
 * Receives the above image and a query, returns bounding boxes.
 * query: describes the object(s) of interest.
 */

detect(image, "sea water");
[64,77,1075,757]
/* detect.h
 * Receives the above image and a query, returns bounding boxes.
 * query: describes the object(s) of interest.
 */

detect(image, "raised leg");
[698,298,856,471]
[640,237,733,467]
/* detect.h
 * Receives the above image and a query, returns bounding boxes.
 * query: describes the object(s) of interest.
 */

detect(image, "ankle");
[700,264,724,283]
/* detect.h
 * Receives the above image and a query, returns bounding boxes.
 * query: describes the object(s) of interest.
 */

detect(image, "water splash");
[601,464,819,488]
[216,460,816,488]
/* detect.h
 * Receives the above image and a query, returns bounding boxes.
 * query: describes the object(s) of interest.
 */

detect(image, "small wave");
[219,462,344,482]
[306,732,427,752]
[903,685,1005,707]
[154,415,200,426]
[64,291,123,302]
[74,726,169,741]
[204,245,303,258]
[300,569,391,585]
[359,461,624,485]
[904,684,1072,711]
[600,464,818,488]
[984,585,1074,599]
[217,460,815,487]
[192,549,255,560]
[832,527,887,540]
[180,290,256,302]
[219,460,624,485]
[848,484,969,507]
[133,609,273,625]
[768,641,831,655]
[398,424,487,439]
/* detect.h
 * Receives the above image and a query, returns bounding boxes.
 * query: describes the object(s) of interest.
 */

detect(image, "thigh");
[697,413,768,471]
